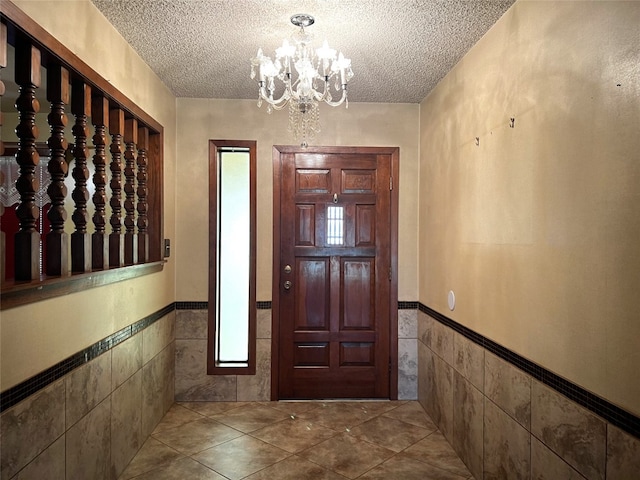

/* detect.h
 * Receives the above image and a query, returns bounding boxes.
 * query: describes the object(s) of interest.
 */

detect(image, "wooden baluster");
[108,108,125,267]
[70,80,92,272]
[123,118,138,265]
[0,23,7,282]
[91,95,109,270]
[136,126,149,263]
[45,64,70,276]
[14,39,42,281]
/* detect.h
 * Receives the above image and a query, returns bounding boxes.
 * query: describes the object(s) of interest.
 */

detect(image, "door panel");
[273,146,398,399]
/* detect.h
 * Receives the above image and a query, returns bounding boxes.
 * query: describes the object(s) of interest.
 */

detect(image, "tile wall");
[0,311,175,480]
[175,307,419,402]
[418,310,640,480]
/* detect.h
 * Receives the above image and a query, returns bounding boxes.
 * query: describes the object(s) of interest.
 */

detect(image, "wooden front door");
[272,146,399,399]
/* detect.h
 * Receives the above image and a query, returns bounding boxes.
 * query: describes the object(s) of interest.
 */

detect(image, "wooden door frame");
[271,145,399,400]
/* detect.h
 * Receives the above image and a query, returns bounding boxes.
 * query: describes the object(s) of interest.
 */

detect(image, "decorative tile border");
[0,303,174,413]
[419,303,640,441]
[5,299,637,442]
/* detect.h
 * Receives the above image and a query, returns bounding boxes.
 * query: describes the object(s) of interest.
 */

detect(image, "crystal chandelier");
[250,14,354,146]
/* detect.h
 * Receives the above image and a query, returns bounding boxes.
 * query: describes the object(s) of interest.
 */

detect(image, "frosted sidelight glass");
[216,151,250,364]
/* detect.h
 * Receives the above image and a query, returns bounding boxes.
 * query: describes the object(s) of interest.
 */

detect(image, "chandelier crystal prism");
[250,14,354,146]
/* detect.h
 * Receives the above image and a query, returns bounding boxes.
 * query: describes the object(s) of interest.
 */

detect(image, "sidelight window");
[208,141,256,374]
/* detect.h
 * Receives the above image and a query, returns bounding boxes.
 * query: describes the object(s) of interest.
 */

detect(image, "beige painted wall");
[175,99,419,302]
[1,0,177,391]
[419,0,640,415]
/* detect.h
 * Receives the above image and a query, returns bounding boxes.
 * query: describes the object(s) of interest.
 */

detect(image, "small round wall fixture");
[448,290,456,311]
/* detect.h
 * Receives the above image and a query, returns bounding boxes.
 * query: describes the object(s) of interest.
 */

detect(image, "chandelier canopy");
[250,14,354,146]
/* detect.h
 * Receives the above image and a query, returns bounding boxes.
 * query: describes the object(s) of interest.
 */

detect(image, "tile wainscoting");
[0,310,175,480]
[174,305,419,402]
[418,308,640,480]
[3,301,638,479]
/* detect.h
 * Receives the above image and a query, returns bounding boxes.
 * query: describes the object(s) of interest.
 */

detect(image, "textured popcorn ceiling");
[90,0,515,103]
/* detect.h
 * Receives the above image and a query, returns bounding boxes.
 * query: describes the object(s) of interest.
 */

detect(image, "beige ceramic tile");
[152,403,205,434]
[606,424,640,480]
[210,403,290,433]
[243,454,345,480]
[192,435,290,480]
[142,312,175,364]
[112,333,143,390]
[151,417,243,455]
[297,402,377,431]
[175,309,208,339]
[531,436,586,480]
[483,398,530,480]
[453,332,484,392]
[382,401,438,430]
[130,456,227,480]
[237,338,271,401]
[398,309,418,339]
[250,415,337,453]
[142,343,174,437]
[348,415,431,452]
[66,351,112,428]
[299,432,394,479]
[452,371,483,480]
[420,344,454,442]
[13,436,65,480]
[0,379,65,480]
[256,309,272,339]
[175,339,237,401]
[403,431,472,477]
[66,397,111,480]
[118,437,183,480]
[531,381,605,480]
[398,338,418,400]
[111,370,142,479]
[359,453,470,480]
[484,351,531,429]
[177,401,249,416]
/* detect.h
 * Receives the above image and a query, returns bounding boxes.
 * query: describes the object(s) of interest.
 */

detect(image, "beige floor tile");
[299,432,395,479]
[347,415,432,452]
[192,435,290,480]
[244,455,348,479]
[359,453,470,480]
[120,401,473,480]
[210,403,291,433]
[152,417,243,455]
[250,416,338,453]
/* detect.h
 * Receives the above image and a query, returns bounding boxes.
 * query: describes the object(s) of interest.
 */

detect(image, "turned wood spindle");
[136,126,149,263]
[123,118,138,266]
[1,23,7,283]
[108,108,125,267]
[91,95,109,270]
[70,80,92,272]
[45,64,70,276]
[13,40,42,281]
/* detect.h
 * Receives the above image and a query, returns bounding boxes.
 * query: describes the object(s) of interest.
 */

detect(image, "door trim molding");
[270,145,399,400]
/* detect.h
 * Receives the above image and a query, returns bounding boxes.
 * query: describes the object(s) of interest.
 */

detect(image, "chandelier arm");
[258,86,290,109]
[323,89,348,107]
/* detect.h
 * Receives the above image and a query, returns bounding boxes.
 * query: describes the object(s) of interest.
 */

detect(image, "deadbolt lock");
[283,280,292,290]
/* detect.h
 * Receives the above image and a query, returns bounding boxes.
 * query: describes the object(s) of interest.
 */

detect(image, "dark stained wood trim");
[207,140,257,376]
[1,0,162,133]
[1,261,165,310]
[389,147,400,399]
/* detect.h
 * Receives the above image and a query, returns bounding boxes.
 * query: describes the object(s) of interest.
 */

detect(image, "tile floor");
[118,400,474,480]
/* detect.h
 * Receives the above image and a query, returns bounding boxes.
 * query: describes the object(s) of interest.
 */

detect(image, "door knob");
[283,280,292,290]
